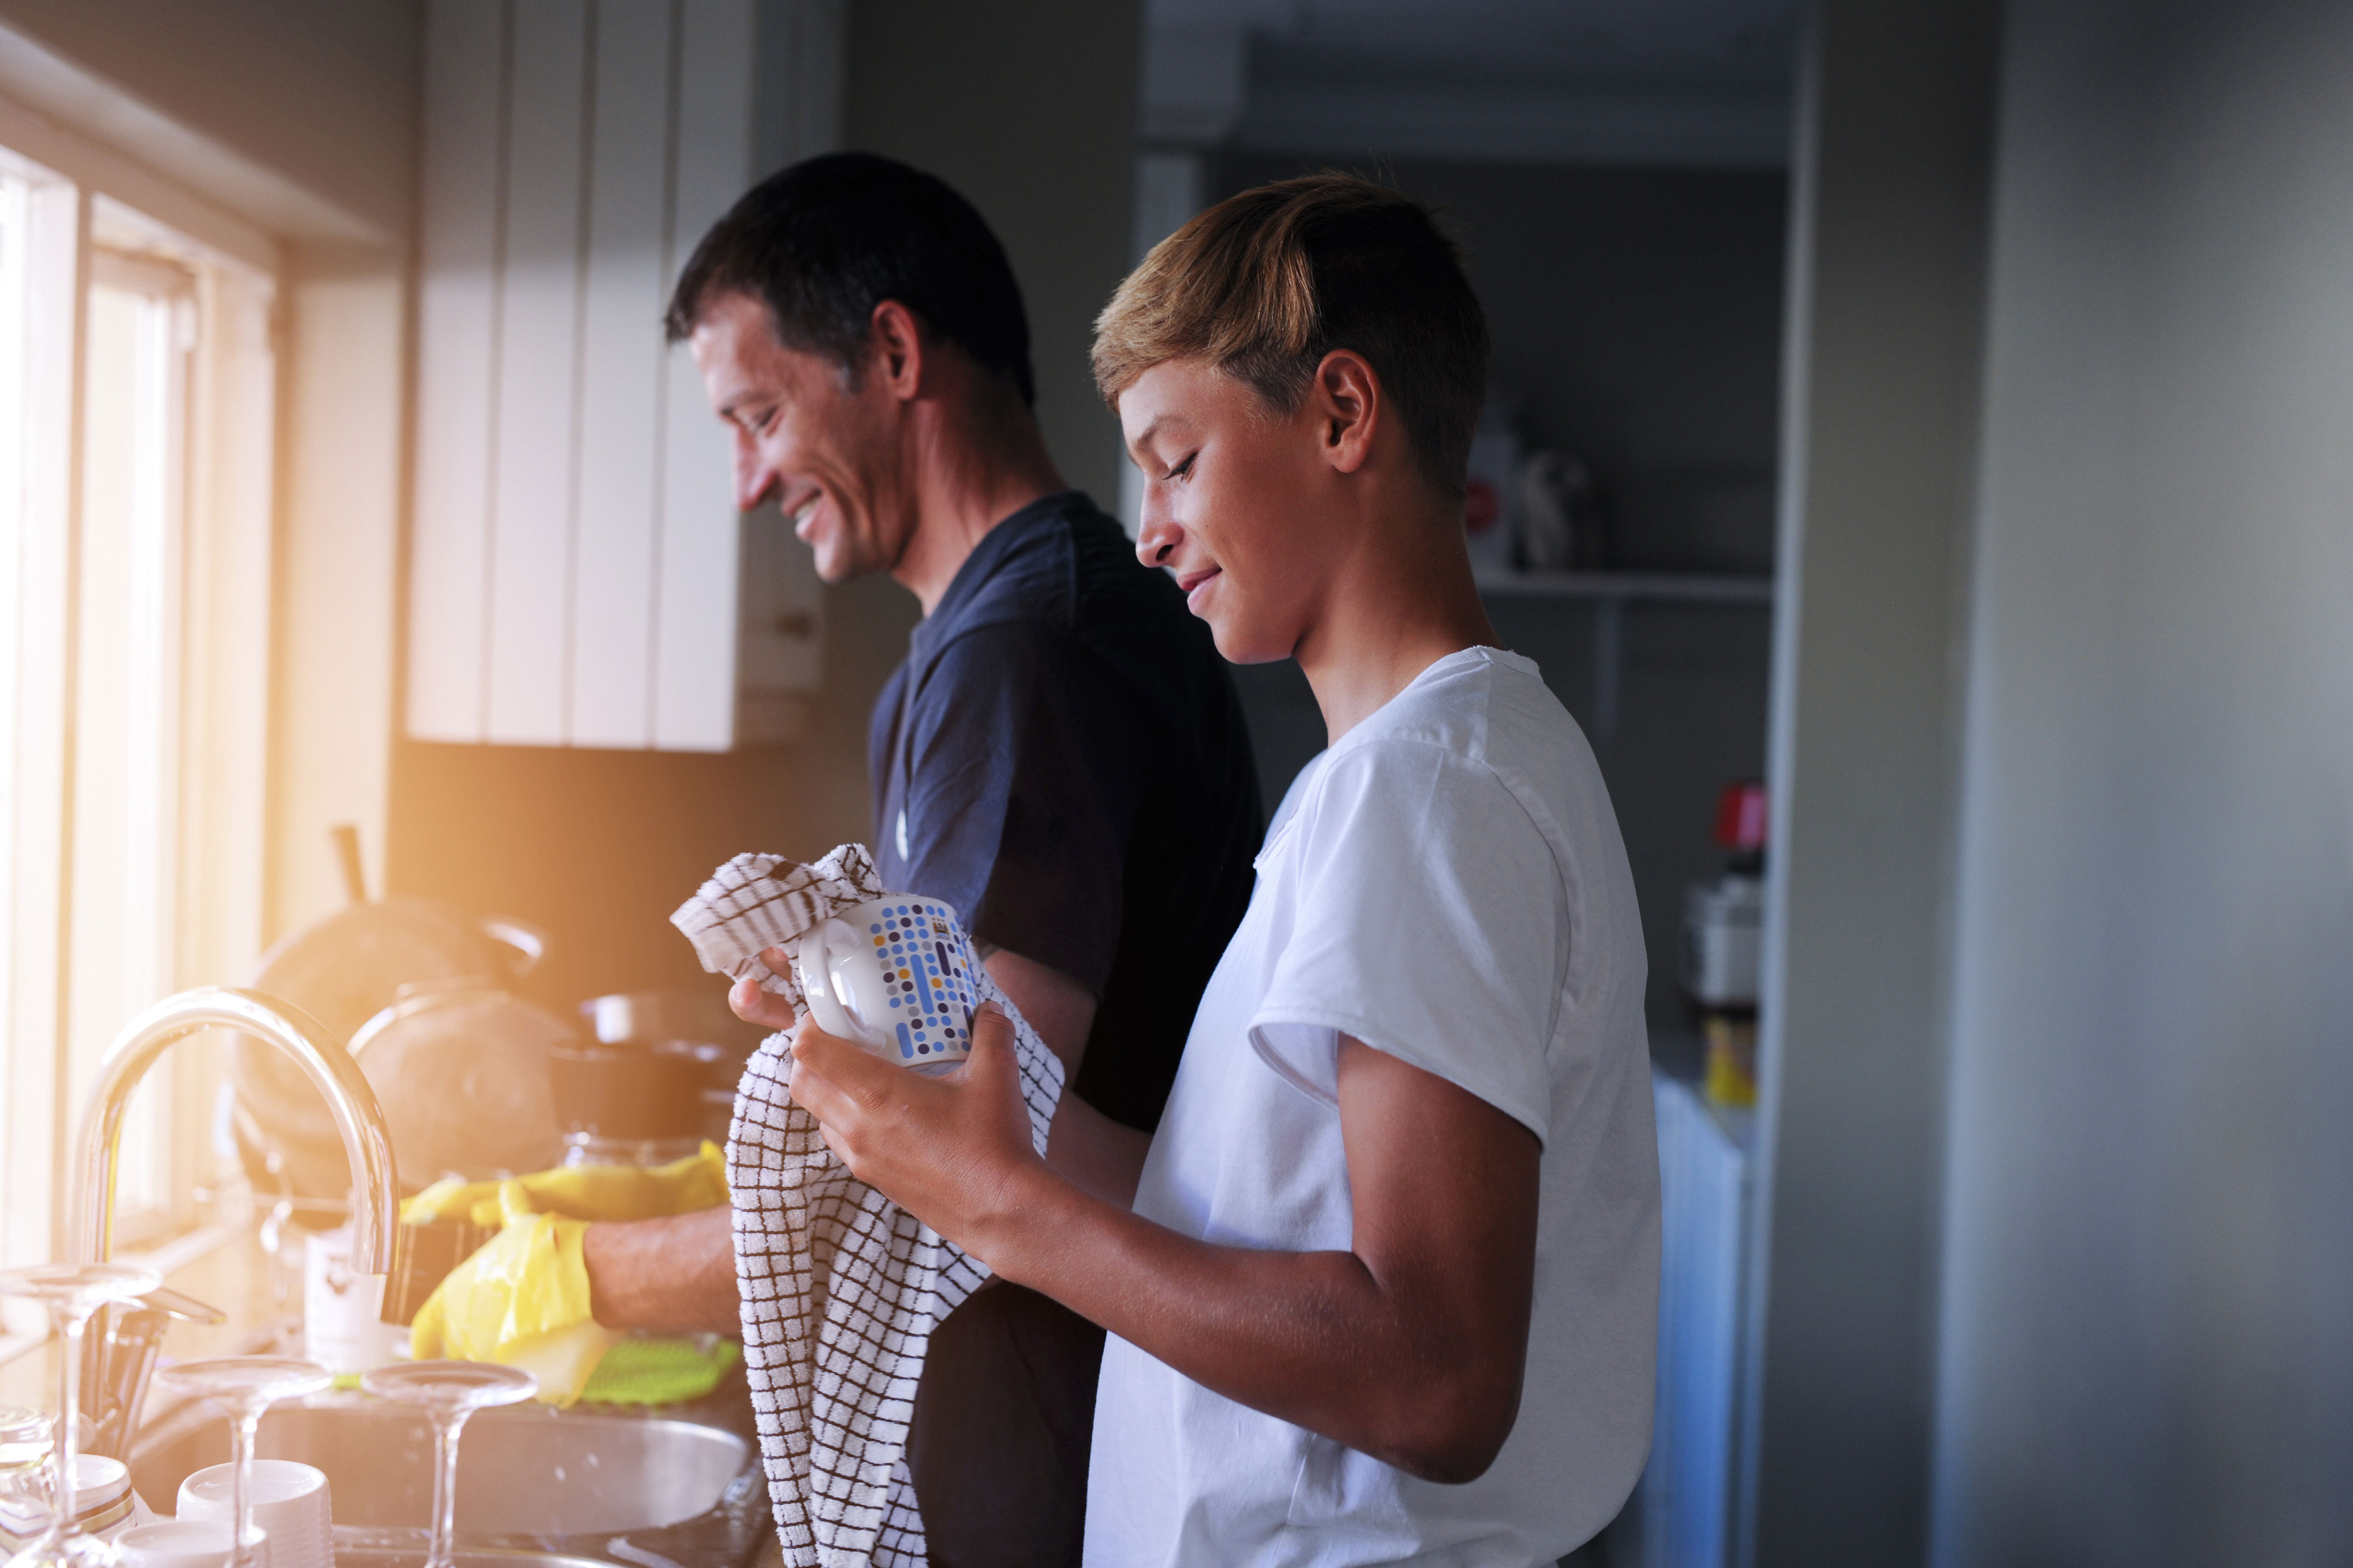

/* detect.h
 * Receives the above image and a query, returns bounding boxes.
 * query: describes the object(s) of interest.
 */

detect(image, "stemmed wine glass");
[152,1359,331,1568]
[0,1263,163,1568]
[359,1362,535,1568]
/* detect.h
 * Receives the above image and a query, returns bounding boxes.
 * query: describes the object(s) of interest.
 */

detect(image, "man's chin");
[807,539,870,585]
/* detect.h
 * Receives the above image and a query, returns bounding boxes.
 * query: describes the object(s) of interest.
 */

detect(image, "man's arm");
[581,1205,738,1334]
[790,1007,1540,1483]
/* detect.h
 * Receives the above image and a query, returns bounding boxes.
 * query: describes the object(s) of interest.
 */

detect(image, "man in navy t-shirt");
[869,486,1260,1131]
[581,154,1260,1566]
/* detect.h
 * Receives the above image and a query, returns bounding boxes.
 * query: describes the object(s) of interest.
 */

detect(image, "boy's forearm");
[977,1165,1517,1484]
[1043,1093,1152,1206]
[583,1206,741,1334]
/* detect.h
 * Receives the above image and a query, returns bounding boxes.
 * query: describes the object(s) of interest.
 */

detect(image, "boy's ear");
[1309,349,1381,476]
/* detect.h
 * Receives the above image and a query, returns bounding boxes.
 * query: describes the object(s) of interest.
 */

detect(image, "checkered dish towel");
[671,845,1066,1567]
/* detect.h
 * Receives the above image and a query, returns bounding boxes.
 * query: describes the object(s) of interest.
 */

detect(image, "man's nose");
[734,430,777,513]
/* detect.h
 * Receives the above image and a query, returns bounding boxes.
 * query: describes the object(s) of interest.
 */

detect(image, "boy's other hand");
[728,948,799,1032]
[787,1003,1043,1255]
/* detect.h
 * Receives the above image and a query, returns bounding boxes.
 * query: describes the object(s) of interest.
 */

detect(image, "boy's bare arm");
[978,947,1152,1206]
[791,1007,1540,1483]
[584,949,1152,1334]
[731,948,1151,1207]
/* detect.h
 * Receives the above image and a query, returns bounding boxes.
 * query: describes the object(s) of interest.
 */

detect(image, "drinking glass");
[151,1360,331,1568]
[0,1264,163,1568]
[358,1363,534,1568]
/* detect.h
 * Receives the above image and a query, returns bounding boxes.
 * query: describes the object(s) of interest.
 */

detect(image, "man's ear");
[868,299,927,401]
[1310,350,1381,476]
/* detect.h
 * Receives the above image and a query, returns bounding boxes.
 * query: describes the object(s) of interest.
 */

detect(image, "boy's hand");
[786,1003,1043,1256]
[728,948,799,1032]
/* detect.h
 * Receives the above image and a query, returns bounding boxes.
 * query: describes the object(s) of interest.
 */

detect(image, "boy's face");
[1120,357,1339,663]
[690,290,913,584]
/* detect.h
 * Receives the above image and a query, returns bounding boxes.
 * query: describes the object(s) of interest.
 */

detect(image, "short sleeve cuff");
[1249,1007,1552,1147]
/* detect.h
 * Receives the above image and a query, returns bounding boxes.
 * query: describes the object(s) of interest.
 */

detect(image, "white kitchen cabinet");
[409,0,826,750]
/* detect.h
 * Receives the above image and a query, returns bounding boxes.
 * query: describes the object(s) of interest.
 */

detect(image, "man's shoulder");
[925,495,1219,690]
[949,492,1136,628]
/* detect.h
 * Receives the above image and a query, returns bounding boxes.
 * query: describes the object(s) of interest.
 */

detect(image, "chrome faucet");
[70,986,400,1455]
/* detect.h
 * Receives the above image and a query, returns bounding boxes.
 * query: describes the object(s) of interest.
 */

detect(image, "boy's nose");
[1135,502,1182,570]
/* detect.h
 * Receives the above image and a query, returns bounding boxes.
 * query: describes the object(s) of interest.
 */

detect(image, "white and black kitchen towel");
[672,844,886,996]
[673,845,1065,1567]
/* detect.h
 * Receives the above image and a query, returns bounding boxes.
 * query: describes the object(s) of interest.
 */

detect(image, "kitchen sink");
[130,1393,771,1567]
[337,1552,620,1568]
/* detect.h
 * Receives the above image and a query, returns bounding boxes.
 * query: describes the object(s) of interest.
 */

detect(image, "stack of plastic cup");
[176,1460,332,1568]
[113,1520,254,1568]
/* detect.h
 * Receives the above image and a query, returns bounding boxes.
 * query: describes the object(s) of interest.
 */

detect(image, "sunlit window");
[0,145,277,1331]
[74,252,197,1240]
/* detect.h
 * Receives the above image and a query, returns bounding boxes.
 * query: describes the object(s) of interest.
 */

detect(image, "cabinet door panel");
[569,0,675,747]
[412,0,830,750]
[651,0,754,752]
[485,0,589,745]
[409,0,505,741]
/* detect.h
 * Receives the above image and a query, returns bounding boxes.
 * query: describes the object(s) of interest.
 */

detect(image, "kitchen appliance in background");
[1517,449,1612,572]
[1681,780,1767,1107]
[231,828,551,1200]
[567,990,765,1163]
[348,978,573,1189]
[1463,413,1520,572]
[546,1038,709,1169]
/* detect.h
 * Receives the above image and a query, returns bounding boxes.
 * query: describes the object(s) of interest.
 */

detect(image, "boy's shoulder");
[1330,646,1583,805]
[1270,646,1591,852]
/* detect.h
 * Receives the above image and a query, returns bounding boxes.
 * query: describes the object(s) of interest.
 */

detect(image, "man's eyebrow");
[1129,415,1171,457]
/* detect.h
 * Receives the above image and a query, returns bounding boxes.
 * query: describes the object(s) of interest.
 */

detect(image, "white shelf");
[1475,569,1775,604]
[1473,570,1774,740]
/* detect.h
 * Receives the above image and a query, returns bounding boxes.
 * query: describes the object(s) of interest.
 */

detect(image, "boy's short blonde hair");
[1092,173,1491,500]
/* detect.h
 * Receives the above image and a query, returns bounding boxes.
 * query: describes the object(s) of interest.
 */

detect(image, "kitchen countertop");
[1,1224,292,1412]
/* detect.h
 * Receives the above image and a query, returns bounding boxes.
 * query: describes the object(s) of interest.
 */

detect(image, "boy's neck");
[1295,507,1499,744]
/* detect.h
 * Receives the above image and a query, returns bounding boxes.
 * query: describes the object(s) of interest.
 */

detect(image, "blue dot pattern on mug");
[869,903,981,1062]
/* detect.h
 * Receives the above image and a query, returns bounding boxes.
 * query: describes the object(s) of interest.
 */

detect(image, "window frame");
[0,133,281,1360]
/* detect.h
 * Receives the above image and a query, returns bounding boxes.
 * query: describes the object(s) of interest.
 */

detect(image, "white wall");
[844,0,1141,508]
[1933,0,2353,1560]
[267,247,407,935]
[0,0,416,243]
[1742,4,1996,1563]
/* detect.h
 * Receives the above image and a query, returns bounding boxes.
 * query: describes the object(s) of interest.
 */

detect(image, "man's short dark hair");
[1093,173,1489,499]
[665,152,1036,407]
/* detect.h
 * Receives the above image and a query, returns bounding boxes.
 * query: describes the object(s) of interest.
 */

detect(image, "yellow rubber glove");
[402,1141,729,1228]
[404,1142,729,1406]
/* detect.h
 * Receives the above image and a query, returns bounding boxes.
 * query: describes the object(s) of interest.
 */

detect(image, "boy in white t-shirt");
[785,173,1660,1566]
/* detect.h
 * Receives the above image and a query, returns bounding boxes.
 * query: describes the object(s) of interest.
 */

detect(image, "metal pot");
[231,900,550,1199]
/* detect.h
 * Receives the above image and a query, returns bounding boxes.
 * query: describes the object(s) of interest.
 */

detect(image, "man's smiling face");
[1120,357,1337,665]
[689,289,911,583]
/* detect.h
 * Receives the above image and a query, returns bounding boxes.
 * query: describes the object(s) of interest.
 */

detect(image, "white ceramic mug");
[177,1461,329,1568]
[114,1521,254,1568]
[793,895,983,1073]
